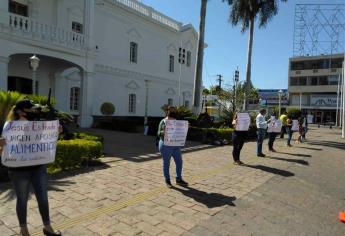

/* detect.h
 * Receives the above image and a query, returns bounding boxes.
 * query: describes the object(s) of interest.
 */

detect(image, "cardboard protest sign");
[164,120,188,146]
[268,119,282,133]
[1,120,59,167]
[235,113,250,131]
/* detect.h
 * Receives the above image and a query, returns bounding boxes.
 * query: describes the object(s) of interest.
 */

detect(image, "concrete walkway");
[0,127,344,235]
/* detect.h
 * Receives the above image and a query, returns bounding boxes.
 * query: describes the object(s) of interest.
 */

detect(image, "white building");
[0,0,199,127]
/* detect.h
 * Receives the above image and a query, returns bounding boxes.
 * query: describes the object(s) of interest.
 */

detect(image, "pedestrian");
[231,113,248,165]
[279,111,288,138]
[297,117,305,143]
[0,99,62,236]
[267,113,278,152]
[286,115,293,147]
[157,106,188,188]
[256,109,271,157]
[302,114,308,140]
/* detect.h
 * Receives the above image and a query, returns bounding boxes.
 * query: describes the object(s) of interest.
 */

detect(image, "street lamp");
[29,55,40,95]
[278,89,283,117]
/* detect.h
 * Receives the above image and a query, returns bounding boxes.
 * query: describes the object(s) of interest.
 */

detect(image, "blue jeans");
[287,128,293,145]
[257,128,266,155]
[9,165,50,227]
[158,140,183,181]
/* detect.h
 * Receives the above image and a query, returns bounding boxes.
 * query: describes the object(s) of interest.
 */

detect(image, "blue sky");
[140,0,344,90]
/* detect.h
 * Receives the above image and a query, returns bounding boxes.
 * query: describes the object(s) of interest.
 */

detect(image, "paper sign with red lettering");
[1,120,59,167]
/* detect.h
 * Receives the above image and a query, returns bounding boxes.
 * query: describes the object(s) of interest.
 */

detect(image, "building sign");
[310,95,337,107]
[258,89,288,105]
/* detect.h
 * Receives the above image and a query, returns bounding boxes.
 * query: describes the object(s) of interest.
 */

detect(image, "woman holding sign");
[231,113,249,165]
[267,113,280,152]
[0,100,62,236]
[157,106,188,188]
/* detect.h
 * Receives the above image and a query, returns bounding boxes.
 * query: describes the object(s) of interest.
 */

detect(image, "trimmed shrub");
[72,132,104,144]
[100,102,115,115]
[48,139,102,173]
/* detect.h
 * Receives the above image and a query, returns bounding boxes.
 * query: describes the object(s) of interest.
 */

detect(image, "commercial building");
[288,53,344,123]
[0,0,198,127]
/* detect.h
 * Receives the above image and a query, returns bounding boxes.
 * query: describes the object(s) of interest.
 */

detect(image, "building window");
[128,94,136,113]
[69,87,80,111]
[184,100,190,107]
[130,42,138,63]
[186,51,191,67]
[318,76,328,85]
[178,47,185,64]
[290,77,298,86]
[299,77,307,86]
[169,55,174,72]
[72,22,83,34]
[310,77,318,86]
[9,1,28,17]
[329,75,339,85]
[168,98,173,106]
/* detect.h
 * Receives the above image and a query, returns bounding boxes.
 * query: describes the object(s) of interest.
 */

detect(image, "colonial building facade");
[0,0,198,127]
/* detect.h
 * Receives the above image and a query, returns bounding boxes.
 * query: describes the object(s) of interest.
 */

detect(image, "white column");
[79,71,94,128]
[0,56,9,91]
[84,0,95,50]
[299,92,302,110]
[342,60,345,138]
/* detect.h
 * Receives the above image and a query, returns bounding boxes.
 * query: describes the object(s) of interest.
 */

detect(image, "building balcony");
[0,12,86,53]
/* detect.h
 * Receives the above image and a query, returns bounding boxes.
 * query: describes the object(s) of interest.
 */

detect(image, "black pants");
[268,132,277,150]
[280,126,286,138]
[232,131,247,162]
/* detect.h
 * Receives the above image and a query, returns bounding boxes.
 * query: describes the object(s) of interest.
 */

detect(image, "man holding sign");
[157,106,189,188]
[0,99,62,236]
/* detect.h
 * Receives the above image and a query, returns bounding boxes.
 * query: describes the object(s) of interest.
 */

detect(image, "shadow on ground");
[266,156,309,166]
[172,186,236,208]
[277,151,312,158]
[294,146,323,151]
[0,161,110,202]
[243,164,295,177]
[306,140,345,150]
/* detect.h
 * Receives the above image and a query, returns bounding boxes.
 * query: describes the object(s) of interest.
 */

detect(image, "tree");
[223,0,287,111]
[193,0,208,113]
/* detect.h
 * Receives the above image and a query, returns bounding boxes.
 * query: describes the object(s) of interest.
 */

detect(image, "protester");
[231,113,248,165]
[279,111,288,138]
[256,109,271,157]
[297,117,305,143]
[267,113,278,152]
[157,106,188,188]
[302,114,308,140]
[0,99,62,236]
[286,115,293,147]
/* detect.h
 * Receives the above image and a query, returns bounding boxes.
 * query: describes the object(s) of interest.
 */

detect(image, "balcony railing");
[8,13,85,51]
[112,0,182,31]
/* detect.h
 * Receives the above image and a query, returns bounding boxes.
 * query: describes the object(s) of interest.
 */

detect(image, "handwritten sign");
[236,113,250,131]
[1,120,59,167]
[291,119,299,131]
[164,120,188,146]
[268,117,282,133]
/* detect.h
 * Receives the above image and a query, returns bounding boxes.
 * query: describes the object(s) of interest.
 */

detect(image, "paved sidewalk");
[0,127,344,235]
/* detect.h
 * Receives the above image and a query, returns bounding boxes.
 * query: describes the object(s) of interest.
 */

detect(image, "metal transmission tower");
[293,4,345,56]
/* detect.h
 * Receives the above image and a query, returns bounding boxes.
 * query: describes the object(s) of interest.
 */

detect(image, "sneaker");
[165,180,173,188]
[233,160,244,165]
[257,153,266,157]
[176,178,188,186]
[269,149,276,152]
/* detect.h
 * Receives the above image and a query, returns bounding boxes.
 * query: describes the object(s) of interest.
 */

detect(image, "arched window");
[70,87,80,111]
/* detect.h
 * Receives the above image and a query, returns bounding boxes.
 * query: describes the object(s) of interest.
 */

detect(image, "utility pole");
[216,74,223,119]
[234,68,239,111]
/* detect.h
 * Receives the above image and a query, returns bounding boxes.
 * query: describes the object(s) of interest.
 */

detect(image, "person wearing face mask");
[157,106,188,188]
[0,99,62,236]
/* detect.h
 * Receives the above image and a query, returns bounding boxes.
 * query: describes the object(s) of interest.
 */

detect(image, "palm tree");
[193,0,208,114]
[223,0,287,111]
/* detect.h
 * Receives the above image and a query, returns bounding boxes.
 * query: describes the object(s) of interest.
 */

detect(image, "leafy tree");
[223,0,287,110]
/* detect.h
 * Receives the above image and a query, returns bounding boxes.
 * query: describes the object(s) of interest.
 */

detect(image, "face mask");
[23,111,37,121]
[169,112,177,118]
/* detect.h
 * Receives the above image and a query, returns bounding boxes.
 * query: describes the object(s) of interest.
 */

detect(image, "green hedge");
[187,127,234,142]
[72,132,104,144]
[47,139,103,173]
